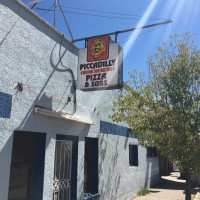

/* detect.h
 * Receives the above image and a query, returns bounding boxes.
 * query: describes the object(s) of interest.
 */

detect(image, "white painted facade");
[0,0,160,199]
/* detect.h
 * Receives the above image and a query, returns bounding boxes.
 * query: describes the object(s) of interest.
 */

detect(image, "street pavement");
[131,172,200,200]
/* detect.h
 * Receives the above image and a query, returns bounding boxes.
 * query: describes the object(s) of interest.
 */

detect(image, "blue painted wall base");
[0,92,12,118]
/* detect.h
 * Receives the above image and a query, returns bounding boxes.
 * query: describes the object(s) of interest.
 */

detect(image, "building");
[0,0,160,199]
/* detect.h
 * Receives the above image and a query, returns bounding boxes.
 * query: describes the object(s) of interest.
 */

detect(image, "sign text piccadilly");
[77,35,123,91]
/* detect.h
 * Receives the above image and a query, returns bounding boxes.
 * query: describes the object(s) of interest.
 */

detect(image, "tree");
[111,33,200,200]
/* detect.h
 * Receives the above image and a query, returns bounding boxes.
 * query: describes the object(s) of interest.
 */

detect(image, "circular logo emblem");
[90,38,107,59]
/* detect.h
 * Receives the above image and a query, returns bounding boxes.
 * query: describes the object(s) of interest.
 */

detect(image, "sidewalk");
[131,172,200,200]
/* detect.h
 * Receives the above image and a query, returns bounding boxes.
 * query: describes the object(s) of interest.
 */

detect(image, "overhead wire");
[119,26,162,45]
[35,7,168,21]
[40,3,55,16]
[54,5,168,21]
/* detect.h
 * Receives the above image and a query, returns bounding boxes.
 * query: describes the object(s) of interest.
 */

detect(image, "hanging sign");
[77,35,123,91]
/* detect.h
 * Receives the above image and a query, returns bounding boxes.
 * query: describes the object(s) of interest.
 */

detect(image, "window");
[129,145,138,166]
[147,147,158,157]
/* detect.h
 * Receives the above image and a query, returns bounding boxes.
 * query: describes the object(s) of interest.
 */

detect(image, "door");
[53,135,78,200]
[53,140,72,200]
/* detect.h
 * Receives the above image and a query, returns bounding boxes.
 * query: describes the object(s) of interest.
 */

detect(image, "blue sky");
[23,0,200,81]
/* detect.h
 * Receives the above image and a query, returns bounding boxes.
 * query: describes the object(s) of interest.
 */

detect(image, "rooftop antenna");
[54,0,57,27]
[26,0,73,40]
[57,0,74,41]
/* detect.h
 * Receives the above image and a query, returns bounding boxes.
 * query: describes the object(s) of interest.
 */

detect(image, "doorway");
[84,137,99,195]
[8,131,46,200]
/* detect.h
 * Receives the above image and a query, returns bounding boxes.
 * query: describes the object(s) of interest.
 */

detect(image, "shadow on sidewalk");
[153,177,185,190]
[150,176,199,195]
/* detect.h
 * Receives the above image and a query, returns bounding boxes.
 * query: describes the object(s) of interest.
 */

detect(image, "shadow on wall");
[0,77,88,199]
[99,121,160,199]
[0,2,96,200]
[50,43,77,107]
[0,93,54,199]
[0,15,79,200]
[0,93,53,166]
[1,0,78,116]
[98,121,135,200]
[0,18,19,47]
[144,157,160,188]
[144,158,152,188]
[99,133,121,200]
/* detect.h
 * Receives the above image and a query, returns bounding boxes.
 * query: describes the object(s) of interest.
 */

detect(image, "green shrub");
[137,188,150,196]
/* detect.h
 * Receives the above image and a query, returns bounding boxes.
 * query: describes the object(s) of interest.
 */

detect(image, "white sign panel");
[77,38,123,91]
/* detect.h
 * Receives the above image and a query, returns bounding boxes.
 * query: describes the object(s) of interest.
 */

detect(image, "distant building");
[0,0,160,199]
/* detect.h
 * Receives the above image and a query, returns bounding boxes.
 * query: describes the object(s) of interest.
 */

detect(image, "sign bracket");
[72,20,172,43]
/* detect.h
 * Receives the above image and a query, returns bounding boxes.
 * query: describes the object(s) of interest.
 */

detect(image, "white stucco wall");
[0,1,160,200]
[0,1,84,199]
[96,93,160,200]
